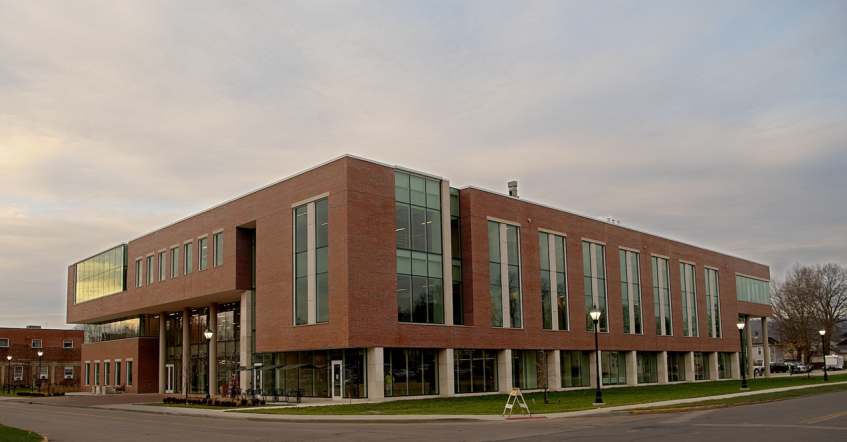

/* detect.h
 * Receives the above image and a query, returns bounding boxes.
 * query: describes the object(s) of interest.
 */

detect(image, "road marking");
[0,404,234,430]
[697,424,847,431]
[800,410,847,424]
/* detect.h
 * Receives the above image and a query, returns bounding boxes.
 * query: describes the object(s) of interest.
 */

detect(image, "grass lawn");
[633,383,847,411]
[141,402,290,410]
[0,424,42,442]
[238,373,847,416]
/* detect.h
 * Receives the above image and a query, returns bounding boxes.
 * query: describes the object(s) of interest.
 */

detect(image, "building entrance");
[331,360,343,400]
[166,364,174,393]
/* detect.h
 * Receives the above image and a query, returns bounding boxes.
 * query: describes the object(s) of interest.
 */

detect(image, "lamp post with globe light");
[819,329,828,381]
[737,320,749,390]
[590,305,604,405]
[37,350,43,391]
[204,326,213,399]
[6,355,11,394]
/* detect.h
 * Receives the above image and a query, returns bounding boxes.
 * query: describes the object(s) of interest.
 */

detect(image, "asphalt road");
[1,391,846,441]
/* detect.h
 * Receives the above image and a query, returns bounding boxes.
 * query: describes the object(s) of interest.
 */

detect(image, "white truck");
[825,355,844,370]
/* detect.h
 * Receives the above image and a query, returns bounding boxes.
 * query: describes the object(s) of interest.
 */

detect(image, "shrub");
[240,398,247,406]
[213,399,220,406]
[260,400,266,405]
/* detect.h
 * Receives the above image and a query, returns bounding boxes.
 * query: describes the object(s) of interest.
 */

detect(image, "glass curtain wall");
[583,242,608,332]
[619,249,642,334]
[384,349,438,397]
[512,350,541,390]
[395,172,444,324]
[74,245,127,303]
[705,268,722,338]
[735,275,770,305]
[694,352,710,380]
[560,351,590,387]
[454,350,498,394]
[215,302,240,395]
[667,352,686,382]
[165,312,183,394]
[718,353,732,379]
[186,309,209,394]
[450,188,463,325]
[636,352,658,383]
[652,256,673,336]
[680,263,698,337]
[263,349,366,398]
[84,316,159,343]
[601,351,626,385]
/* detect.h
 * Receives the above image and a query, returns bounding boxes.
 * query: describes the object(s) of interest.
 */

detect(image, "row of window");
[135,232,223,288]
[0,338,74,349]
[9,366,74,381]
[84,360,133,387]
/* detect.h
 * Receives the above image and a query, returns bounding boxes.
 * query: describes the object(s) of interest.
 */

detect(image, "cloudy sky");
[1,1,845,328]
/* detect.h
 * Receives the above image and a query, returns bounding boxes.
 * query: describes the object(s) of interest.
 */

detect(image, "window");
[115,361,121,385]
[294,198,331,325]
[601,351,626,385]
[63,339,73,349]
[540,232,568,330]
[561,351,590,387]
[757,347,762,355]
[679,263,698,337]
[667,352,685,382]
[146,256,153,284]
[694,352,710,380]
[135,259,142,287]
[158,251,166,281]
[84,363,90,385]
[170,247,179,278]
[214,232,224,267]
[198,237,208,271]
[583,241,608,332]
[620,249,642,334]
[384,348,438,397]
[488,221,522,328]
[454,349,498,393]
[32,339,42,348]
[652,256,672,336]
[636,352,658,383]
[65,367,74,380]
[718,352,732,379]
[184,242,193,275]
[95,363,100,385]
[14,366,23,381]
[450,188,464,325]
[0,338,8,348]
[705,268,722,338]
[73,245,127,303]
[736,274,770,304]
[105,362,110,385]
[39,366,48,380]
[512,350,542,389]
[127,361,133,387]
[396,172,444,325]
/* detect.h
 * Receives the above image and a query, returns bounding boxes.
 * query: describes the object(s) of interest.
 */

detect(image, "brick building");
[66,155,774,398]
[0,327,83,391]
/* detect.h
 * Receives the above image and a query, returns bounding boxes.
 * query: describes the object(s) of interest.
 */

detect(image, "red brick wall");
[0,328,83,388]
[80,338,159,393]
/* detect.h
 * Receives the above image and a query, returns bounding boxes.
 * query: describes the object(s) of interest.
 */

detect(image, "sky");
[0,1,845,328]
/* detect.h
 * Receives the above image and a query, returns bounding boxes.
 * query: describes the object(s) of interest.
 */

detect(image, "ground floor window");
[64,367,74,380]
[384,348,438,397]
[513,350,550,390]
[718,352,732,379]
[694,352,710,380]
[636,352,658,384]
[127,361,133,387]
[454,349,498,393]
[84,363,90,386]
[258,348,367,398]
[94,363,100,385]
[560,351,590,388]
[105,362,111,385]
[601,351,626,385]
[13,366,23,381]
[115,361,121,386]
[667,352,685,382]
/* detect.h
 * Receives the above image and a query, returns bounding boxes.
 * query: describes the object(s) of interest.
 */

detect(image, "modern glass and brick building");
[66,155,774,398]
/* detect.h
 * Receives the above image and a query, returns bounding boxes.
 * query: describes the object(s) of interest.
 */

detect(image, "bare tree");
[811,263,847,355]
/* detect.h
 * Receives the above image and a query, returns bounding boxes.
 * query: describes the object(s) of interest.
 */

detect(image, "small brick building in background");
[0,326,83,391]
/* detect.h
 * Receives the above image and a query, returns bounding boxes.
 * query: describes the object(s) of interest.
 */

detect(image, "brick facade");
[0,328,83,390]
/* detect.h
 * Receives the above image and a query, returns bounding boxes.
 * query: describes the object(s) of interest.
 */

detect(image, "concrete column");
[657,351,668,384]
[625,351,637,385]
[498,349,513,393]
[440,180,453,326]
[548,350,561,390]
[366,347,384,400]
[438,348,455,397]
[182,307,190,395]
[159,311,167,394]
[731,352,741,380]
[240,291,253,390]
[745,316,754,379]
[589,351,601,388]
[710,352,720,381]
[209,302,218,396]
[684,352,695,382]
[762,317,771,378]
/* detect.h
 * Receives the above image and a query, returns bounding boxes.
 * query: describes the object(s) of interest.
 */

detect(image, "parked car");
[755,362,790,375]
[785,361,813,374]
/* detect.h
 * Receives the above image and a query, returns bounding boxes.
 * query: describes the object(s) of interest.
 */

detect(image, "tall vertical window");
[488,221,522,328]
[115,361,121,385]
[680,262,698,337]
[158,252,166,282]
[636,352,658,383]
[705,268,722,338]
[396,172,444,324]
[214,232,223,267]
[198,238,208,271]
[619,249,642,334]
[601,351,626,385]
[652,256,672,336]
[667,352,685,382]
[184,242,193,275]
[84,363,90,386]
[135,259,142,287]
[171,247,179,278]
[104,362,111,386]
[95,362,100,385]
[127,361,133,386]
[294,198,330,325]
[450,188,463,325]
[539,232,568,330]
[145,256,153,284]
[694,352,710,380]
[583,241,608,332]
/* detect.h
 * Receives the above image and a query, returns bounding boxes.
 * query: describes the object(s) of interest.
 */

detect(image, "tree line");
[771,263,847,363]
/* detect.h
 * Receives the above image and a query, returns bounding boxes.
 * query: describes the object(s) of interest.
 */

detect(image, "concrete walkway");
[4,378,846,423]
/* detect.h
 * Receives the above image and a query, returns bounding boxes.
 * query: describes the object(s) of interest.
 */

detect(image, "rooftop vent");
[508,181,519,198]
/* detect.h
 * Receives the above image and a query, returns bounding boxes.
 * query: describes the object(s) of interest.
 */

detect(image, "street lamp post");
[819,329,828,382]
[204,326,213,399]
[37,350,43,392]
[737,321,749,390]
[6,355,11,394]
[590,305,604,406]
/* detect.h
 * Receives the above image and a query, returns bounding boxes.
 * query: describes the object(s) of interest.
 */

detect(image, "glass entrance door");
[331,361,343,400]
[166,364,174,393]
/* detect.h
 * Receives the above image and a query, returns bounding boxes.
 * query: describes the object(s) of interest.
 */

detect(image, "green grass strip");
[632,383,847,412]
[0,424,42,442]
